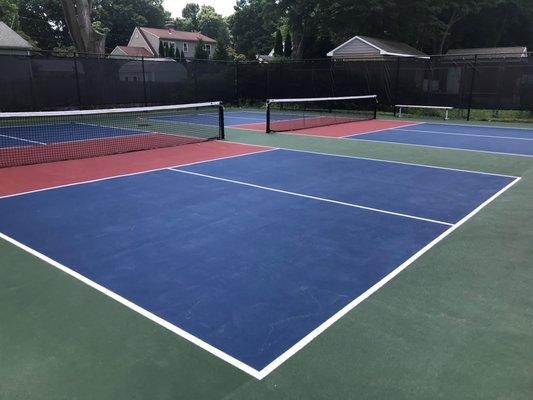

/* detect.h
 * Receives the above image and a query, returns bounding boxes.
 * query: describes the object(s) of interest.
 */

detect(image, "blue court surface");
[0,149,517,376]
[0,123,151,148]
[347,122,533,157]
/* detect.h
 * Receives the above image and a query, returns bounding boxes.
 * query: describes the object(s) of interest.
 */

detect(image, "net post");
[266,101,271,133]
[218,103,225,140]
[373,96,378,119]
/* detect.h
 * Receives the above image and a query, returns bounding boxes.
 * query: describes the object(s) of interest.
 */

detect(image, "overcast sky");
[163,0,236,18]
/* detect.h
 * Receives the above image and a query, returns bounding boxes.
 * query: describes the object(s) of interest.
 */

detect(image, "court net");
[266,95,378,133]
[0,102,225,168]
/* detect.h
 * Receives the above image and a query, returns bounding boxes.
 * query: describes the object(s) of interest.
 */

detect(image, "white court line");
[0,133,46,145]
[255,176,521,379]
[409,120,533,131]
[0,172,520,380]
[395,128,533,141]
[348,136,533,158]
[0,148,276,200]
[225,140,519,179]
[0,231,263,379]
[169,168,453,226]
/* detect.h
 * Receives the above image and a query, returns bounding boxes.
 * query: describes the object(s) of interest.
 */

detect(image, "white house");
[0,21,32,55]
[327,35,429,60]
[110,27,216,59]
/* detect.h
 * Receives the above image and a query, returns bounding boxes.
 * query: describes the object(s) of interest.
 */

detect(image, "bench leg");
[445,109,449,120]
[398,107,402,118]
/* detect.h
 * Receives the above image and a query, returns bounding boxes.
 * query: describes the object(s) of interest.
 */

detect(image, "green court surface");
[1,126,533,399]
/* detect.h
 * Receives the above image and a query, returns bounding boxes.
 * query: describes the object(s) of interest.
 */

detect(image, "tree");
[213,37,230,60]
[92,0,169,50]
[197,5,230,44]
[182,3,200,30]
[168,44,176,58]
[230,0,279,59]
[194,38,209,59]
[17,0,70,50]
[180,49,185,59]
[60,0,106,54]
[274,29,283,56]
[0,0,19,28]
[283,31,292,58]
[158,41,164,56]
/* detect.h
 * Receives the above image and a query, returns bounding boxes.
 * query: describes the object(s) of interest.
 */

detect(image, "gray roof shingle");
[0,21,32,49]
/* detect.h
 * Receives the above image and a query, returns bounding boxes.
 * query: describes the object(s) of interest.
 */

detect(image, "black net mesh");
[0,102,224,168]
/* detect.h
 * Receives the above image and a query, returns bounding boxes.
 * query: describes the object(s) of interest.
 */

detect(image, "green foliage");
[274,29,283,56]
[182,3,200,30]
[17,0,70,50]
[194,38,209,59]
[158,40,164,56]
[180,49,185,59]
[173,4,230,44]
[92,0,169,50]
[230,0,278,59]
[213,37,230,60]
[284,31,292,58]
[168,44,176,58]
[0,0,19,29]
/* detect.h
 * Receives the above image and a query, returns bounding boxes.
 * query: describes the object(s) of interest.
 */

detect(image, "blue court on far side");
[347,122,533,157]
[0,149,517,377]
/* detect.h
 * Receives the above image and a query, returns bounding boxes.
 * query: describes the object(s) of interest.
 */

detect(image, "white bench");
[395,104,453,120]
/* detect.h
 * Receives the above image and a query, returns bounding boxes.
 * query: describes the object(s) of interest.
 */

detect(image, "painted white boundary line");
[0,231,263,379]
[348,136,533,158]
[255,176,521,379]
[224,140,519,179]
[170,168,452,226]
[0,148,276,200]
[396,128,533,141]
[0,163,521,380]
[0,133,46,145]
[404,120,533,131]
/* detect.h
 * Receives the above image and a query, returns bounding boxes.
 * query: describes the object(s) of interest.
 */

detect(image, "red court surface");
[0,141,270,197]
[232,119,420,137]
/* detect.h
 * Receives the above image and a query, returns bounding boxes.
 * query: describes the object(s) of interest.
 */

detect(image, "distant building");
[0,21,32,55]
[327,35,428,60]
[110,27,216,59]
[445,47,528,60]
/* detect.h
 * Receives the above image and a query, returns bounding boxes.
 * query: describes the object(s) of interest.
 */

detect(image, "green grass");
[1,127,532,399]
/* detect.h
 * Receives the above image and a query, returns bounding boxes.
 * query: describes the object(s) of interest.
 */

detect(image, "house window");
[204,44,211,53]
[183,43,188,53]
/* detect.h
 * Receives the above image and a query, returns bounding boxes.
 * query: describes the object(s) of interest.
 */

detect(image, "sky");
[163,0,236,18]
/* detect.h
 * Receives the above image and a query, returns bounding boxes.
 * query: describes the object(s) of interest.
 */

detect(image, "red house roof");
[139,27,216,43]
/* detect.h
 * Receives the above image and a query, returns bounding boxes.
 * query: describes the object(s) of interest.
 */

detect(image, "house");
[0,21,32,55]
[110,27,216,59]
[327,35,429,60]
[445,47,528,60]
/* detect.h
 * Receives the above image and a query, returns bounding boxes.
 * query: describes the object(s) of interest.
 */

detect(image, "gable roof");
[0,21,32,49]
[112,46,153,57]
[139,27,216,43]
[446,47,527,58]
[327,35,428,59]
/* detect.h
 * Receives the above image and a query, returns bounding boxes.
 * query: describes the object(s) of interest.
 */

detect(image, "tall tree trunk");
[60,0,105,54]
[292,28,304,60]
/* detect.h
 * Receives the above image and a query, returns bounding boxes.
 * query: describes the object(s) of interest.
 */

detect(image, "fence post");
[466,54,478,121]
[234,60,239,105]
[27,53,36,110]
[73,53,82,109]
[393,56,400,115]
[194,59,198,103]
[141,56,148,106]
